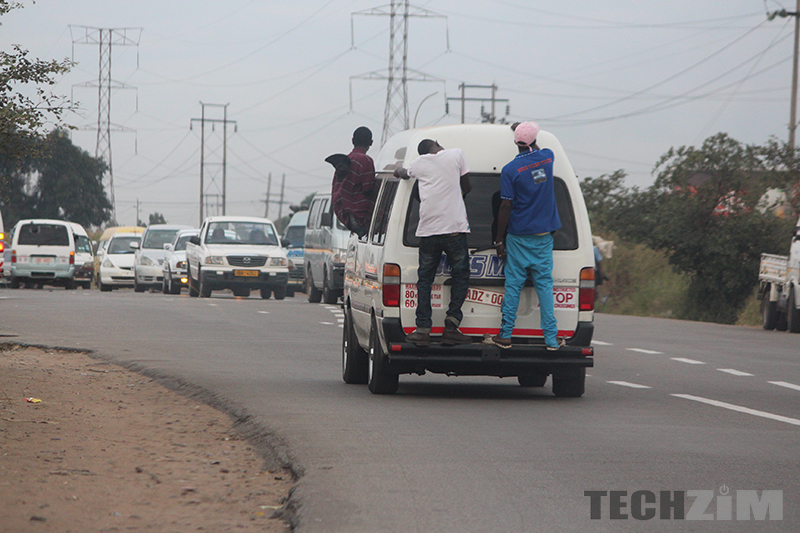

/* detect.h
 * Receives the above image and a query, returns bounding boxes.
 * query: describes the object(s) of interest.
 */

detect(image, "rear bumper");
[380,318,594,377]
[200,269,288,289]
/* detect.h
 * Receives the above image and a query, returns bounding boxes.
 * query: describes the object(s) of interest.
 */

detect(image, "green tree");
[1,1,74,160]
[32,130,112,227]
[148,212,166,225]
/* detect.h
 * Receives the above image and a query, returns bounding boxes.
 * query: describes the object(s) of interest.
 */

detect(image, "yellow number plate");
[234,270,259,277]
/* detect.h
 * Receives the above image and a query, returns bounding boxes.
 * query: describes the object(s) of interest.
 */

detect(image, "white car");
[343,124,595,396]
[8,219,77,289]
[133,224,193,292]
[98,233,141,291]
[161,229,199,295]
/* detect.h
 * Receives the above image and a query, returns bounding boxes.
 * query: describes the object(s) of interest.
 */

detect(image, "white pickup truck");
[185,216,291,299]
[758,215,800,333]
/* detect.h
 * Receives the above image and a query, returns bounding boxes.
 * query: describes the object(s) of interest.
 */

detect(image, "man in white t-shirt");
[394,139,472,346]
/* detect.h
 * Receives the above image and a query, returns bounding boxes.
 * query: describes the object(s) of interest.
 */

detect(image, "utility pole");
[190,103,237,225]
[446,83,510,124]
[769,2,800,149]
[351,0,447,145]
[134,198,140,226]
[278,174,286,222]
[262,173,272,218]
[70,26,141,222]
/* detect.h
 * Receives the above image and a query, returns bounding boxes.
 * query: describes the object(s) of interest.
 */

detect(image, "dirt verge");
[0,344,294,532]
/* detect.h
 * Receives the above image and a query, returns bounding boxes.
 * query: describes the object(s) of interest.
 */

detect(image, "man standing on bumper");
[488,122,562,350]
[394,139,472,346]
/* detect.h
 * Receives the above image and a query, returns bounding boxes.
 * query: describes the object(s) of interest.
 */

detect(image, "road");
[1,288,798,532]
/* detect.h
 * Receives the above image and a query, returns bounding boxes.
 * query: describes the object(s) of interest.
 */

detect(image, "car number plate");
[465,287,505,307]
[235,270,259,277]
[33,256,55,264]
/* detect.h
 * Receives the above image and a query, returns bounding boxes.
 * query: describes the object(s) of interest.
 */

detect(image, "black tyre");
[342,309,369,384]
[134,277,146,293]
[286,286,295,297]
[776,310,789,332]
[322,273,339,304]
[199,275,212,298]
[273,285,287,300]
[162,276,169,294]
[260,287,272,299]
[552,368,586,398]
[10,277,20,289]
[65,278,76,290]
[518,374,548,387]
[307,271,322,303]
[368,319,399,394]
[170,277,182,295]
[99,280,112,292]
[761,294,777,331]
[188,268,199,297]
[788,287,800,334]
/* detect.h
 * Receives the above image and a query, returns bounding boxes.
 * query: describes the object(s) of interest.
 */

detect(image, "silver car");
[161,229,198,295]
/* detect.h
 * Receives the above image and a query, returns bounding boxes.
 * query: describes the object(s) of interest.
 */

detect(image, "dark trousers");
[416,233,470,329]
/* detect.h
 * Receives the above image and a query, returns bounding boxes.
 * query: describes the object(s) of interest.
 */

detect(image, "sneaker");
[442,326,472,346]
[546,338,566,351]
[406,329,431,347]
[482,335,512,349]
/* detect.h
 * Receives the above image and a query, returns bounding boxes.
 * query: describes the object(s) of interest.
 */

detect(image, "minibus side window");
[370,179,399,246]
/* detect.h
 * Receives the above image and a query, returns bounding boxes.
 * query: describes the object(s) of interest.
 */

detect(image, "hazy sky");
[1,1,795,227]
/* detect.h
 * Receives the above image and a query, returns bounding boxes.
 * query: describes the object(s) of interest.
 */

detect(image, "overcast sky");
[1,0,795,227]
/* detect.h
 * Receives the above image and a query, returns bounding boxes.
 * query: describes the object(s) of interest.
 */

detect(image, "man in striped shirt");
[332,127,376,237]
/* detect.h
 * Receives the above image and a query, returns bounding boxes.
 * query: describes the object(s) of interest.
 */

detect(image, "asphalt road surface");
[1,287,798,532]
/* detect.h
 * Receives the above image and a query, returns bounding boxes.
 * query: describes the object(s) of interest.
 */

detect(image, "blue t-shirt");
[500,148,561,236]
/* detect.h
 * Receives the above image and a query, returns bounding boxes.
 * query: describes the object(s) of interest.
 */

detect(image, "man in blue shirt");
[485,121,562,350]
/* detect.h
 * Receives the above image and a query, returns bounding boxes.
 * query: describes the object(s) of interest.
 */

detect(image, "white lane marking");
[338,325,344,328]
[258,311,270,314]
[592,340,613,346]
[626,348,663,354]
[207,303,218,307]
[607,381,652,389]
[717,368,753,377]
[320,322,334,325]
[671,357,706,365]
[672,394,800,427]
[769,381,800,392]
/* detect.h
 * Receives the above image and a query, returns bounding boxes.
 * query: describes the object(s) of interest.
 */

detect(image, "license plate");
[465,287,505,307]
[33,257,55,264]
[234,270,259,277]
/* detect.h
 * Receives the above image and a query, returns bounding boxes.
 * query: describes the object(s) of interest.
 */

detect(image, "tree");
[0,1,74,160]
[148,212,166,225]
[32,130,112,228]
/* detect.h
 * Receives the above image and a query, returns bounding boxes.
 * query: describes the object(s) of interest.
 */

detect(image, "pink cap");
[514,121,540,147]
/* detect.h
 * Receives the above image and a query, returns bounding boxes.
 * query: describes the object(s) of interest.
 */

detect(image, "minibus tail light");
[69,251,75,265]
[579,267,595,311]
[382,263,401,307]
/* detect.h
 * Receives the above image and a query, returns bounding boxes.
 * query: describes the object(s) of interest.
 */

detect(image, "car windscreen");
[75,235,93,255]
[205,222,279,245]
[403,173,578,251]
[284,226,305,247]
[173,234,195,251]
[108,236,140,254]
[142,229,180,249]
[17,223,69,246]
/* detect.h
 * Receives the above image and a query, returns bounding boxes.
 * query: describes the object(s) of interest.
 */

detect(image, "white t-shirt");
[408,148,471,237]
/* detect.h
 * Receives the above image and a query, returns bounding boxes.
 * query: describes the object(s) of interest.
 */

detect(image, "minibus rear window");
[17,223,69,246]
[403,173,578,251]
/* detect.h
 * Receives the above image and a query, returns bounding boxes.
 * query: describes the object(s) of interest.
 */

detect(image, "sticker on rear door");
[403,284,443,309]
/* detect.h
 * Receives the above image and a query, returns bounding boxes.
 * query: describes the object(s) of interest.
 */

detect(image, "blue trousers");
[500,233,558,347]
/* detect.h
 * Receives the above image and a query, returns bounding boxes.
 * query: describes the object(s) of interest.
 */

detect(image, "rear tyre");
[170,277,182,295]
[162,276,169,294]
[199,274,212,298]
[9,276,20,289]
[273,285,287,300]
[134,277,146,293]
[788,287,800,334]
[322,273,339,304]
[260,287,272,299]
[65,278,76,290]
[761,294,777,331]
[307,271,322,303]
[518,374,548,387]
[342,309,369,384]
[188,268,199,297]
[368,319,399,394]
[286,286,295,297]
[552,368,586,398]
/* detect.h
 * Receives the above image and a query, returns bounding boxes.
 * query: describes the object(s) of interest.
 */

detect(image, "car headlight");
[103,258,114,268]
[205,256,224,265]
[176,261,186,269]
[269,257,287,266]
[82,261,94,269]
[138,255,154,266]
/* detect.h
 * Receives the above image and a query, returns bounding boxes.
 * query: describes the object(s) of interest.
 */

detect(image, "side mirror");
[189,235,201,245]
[281,238,291,248]
[320,212,333,228]
[129,241,140,250]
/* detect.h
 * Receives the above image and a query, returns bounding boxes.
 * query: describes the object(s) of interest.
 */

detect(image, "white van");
[69,223,94,289]
[8,219,77,289]
[282,210,308,297]
[342,124,595,396]
[305,192,351,304]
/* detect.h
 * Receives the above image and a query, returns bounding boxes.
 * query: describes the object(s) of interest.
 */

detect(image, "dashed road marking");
[607,380,652,389]
[592,340,613,346]
[258,311,270,314]
[207,303,218,307]
[768,381,800,392]
[320,322,334,325]
[672,394,800,427]
[626,348,662,354]
[717,368,753,377]
[671,357,705,365]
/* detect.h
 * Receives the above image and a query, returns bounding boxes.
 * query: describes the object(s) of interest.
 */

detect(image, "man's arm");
[393,167,410,179]
[495,199,512,259]
[460,173,472,196]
